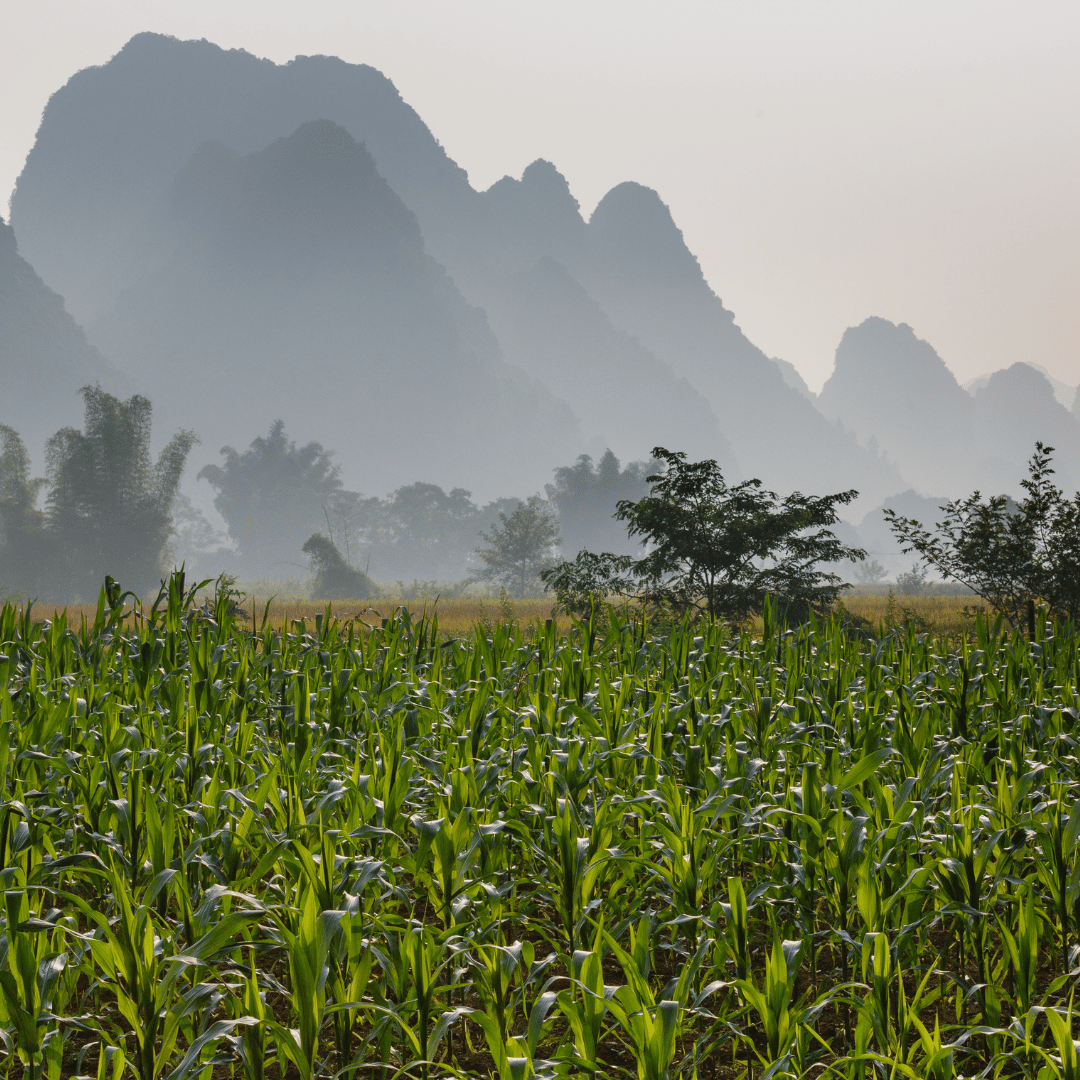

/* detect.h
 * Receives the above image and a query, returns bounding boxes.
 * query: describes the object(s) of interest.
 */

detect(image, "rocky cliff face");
[0,216,117,461]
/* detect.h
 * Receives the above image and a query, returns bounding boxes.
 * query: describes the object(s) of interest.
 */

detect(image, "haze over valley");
[2,27,1078,597]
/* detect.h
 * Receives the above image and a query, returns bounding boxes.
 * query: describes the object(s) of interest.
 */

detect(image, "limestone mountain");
[466,160,901,503]
[818,318,978,494]
[11,32,483,326]
[965,363,1075,410]
[818,318,1080,499]
[0,215,116,460]
[571,182,904,506]
[483,256,735,469]
[971,363,1080,496]
[773,358,814,399]
[13,32,905,506]
[89,120,579,498]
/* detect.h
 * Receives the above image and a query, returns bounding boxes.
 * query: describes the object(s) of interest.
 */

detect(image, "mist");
[2,27,1079,599]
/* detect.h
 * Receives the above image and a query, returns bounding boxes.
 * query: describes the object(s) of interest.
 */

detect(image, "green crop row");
[1,575,1080,1080]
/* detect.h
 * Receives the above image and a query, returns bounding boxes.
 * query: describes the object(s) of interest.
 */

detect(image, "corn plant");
[3,576,1080,1078]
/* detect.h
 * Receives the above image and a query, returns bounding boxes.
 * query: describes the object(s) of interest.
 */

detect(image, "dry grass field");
[28,593,575,636]
[25,587,990,639]
[837,588,987,636]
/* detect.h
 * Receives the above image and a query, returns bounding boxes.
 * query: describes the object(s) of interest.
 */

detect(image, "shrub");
[302,533,376,599]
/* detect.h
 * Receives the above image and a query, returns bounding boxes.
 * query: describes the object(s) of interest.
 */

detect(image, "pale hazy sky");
[3,0,1078,392]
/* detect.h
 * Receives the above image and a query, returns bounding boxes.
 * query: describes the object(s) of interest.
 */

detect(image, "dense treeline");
[197,426,655,586]
[0,400,657,601]
[0,387,194,600]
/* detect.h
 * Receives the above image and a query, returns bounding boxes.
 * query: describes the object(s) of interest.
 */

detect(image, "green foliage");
[472,495,560,598]
[198,419,343,578]
[545,449,656,557]
[3,572,1080,1078]
[2,388,195,599]
[301,533,376,599]
[616,447,865,620]
[0,426,48,597]
[541,550,637,616]
[546,446,865,621]
[886,442,1080,625]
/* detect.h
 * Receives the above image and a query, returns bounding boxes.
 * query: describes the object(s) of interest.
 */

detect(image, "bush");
[302,533,376,599]
[886,442,1080,624]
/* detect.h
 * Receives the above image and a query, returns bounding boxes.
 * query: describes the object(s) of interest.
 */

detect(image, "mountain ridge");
[87,120,582,502]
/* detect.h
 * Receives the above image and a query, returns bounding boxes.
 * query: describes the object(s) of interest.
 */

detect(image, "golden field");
[22,594,574,636]
[20,587,988,639]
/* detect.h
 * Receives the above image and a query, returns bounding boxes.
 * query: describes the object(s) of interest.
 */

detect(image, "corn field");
[3,575,1080,1080]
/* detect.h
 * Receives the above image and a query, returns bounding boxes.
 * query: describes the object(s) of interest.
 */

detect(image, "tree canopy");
[302,533,376,600]
[472,496,561,598]
[45,387,197,598]
[0,387,196,600]
[0,425,48,597]
[886,442,1080,625]
[544,447,865,620]
[545,450,655,557]
[198,419,343,579]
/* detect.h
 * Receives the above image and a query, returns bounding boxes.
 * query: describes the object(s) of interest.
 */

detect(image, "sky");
[2,0,1078,393]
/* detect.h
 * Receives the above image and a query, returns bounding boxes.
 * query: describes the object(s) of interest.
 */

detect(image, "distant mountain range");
[7,31,902,508]
[4,31,1078,579]
[818,317,1080,502]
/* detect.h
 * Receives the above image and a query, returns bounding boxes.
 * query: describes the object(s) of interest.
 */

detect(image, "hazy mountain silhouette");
[819,318,1080,499]
[773,358,814,399]
[10,32,908,507]
[480,160,586,278]
[480,256,734,471]
[971,363,1080,495]
[571,183,904,505]
[461,159,899,501]
[11,33,483,326]
[965,362,1075,410]
[0,215,116,460]
[818,318,977,494]
[451,161,734,469]
[89,120,580,498]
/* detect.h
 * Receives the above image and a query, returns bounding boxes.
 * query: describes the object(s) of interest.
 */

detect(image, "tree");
[544,447,865,621]
[198,420,344,578]
[376,483,485,581]
[541,550,637,617]
[853,559,888,585]
[0,425,49,596]
[302,534,376,599]
[320,483,515,585]
[46,386,196,598]
[472,496,561,598]
[885,442,1080,625]
[545,450,656,557]
[895,562,929,596]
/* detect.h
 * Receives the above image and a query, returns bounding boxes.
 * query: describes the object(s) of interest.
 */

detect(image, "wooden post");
[1028,598,1036,640]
